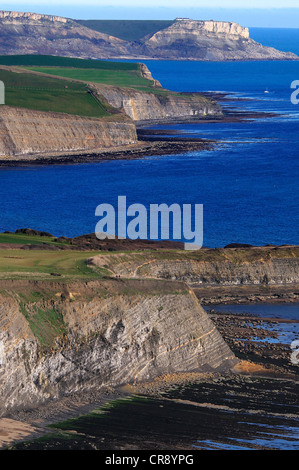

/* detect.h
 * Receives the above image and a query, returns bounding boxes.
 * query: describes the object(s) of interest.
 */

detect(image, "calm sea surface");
[0,28,299,248]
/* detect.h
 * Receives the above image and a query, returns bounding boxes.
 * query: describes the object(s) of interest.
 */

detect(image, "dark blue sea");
[0,28,299,248]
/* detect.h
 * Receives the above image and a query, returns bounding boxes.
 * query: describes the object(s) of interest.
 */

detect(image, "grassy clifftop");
[0,55,140,70]
[0,55,159,117]
[0,230,298,283]
[75,20,174,42]
[0,68,113,118]
[0,55,220,126]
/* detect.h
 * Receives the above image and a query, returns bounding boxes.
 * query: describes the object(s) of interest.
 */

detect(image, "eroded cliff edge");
[0,66,221,159]
[93,85,222,124]
[0,106,137,157]
[90,245,299,304]
[135,19,298,61]
[0,278,237,416]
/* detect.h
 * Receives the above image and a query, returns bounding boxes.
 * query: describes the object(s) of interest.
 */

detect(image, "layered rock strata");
[0,279,237,416]
[95,85,222,123]
[0,106,137,157]
[90,246,299,286]
[131,19,298,60]
[0,10,128,58]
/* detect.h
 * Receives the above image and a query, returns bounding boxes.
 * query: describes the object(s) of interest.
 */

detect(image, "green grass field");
[75,20,174,42]
[0,55,160,115]
[0,54,140,71]
[0,248,108,280]
[23,66,155,89]
[0,232,110,279]
[0,69,112,117]
[0,231,71,246]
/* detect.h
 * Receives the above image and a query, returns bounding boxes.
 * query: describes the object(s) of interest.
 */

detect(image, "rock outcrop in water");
[0,11,297,61]
[0,279,237,416]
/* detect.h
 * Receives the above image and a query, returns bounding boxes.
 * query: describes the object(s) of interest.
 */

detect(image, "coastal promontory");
[0,12,297,61]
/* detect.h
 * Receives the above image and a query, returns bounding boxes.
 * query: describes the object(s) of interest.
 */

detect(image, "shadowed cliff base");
[2,294,297,451]
[0,137,215,167]
[0,276,237,419]
[0,107,278,167]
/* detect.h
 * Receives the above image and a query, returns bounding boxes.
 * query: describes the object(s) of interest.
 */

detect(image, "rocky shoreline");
[207,309,299,377]
[194,284,299,306]
[0,137,214,168]
[0,249,297,450]
[0,262,297,450]
[2,304,298,450]
[0,108,277,168]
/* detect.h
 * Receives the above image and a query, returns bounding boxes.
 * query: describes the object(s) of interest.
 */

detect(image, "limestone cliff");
[0,10,68,23]
[90,246,299,286]
[137,19,298,61]
[0,10,128,59]
[145,19,250,45]
[0,279,237,416]
[0,106,137,157]
[94,85,222,124]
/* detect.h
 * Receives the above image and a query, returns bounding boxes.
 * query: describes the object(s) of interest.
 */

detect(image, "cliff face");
[145,19,250,45]
[0,106,137,157]
[0,279,237,416]
[138,19,298,61]
[0,12,297,61]
[133,257,299,286]
[90,246,299,286]
[0,10,128,59]
[95,85,222,123]
[0,10,68,23]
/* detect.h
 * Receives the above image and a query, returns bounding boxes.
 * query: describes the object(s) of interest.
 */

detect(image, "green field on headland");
[0,249,106,280]
[0,54,156,89]
[0,55,158,117]
[0,230,106,280]
[76,19,174,41]
[23,66,154,89]
[0,68,112,117]
[1,230,298,282]
[0,55,140,70]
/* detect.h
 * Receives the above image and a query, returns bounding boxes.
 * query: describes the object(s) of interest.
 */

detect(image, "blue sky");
[2,1,299,27]
[3,0,299,7]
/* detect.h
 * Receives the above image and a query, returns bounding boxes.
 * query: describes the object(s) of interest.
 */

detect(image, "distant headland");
[0,11,297,61]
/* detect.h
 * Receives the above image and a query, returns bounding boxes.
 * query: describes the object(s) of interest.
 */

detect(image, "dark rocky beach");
[2,300,298,451]
[0,107,277,168]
